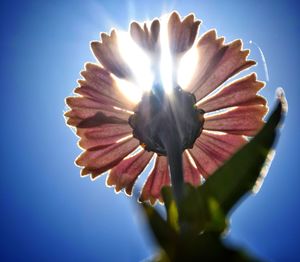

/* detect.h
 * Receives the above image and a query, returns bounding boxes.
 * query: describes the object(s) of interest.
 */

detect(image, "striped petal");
[204,105,268,136]
[76,124,132,150]
[130,19,160,54]
[187,30,255,101]
[183,151,201,186]
[66,96,127,112]
[197,73,266,112]
[140,156,170,205]
[64,105,131,127]
[196,132,246,163]
[188,131,247,178]
[79,63,136,110]
[199,130,247,156]
[168,12,201,56]
[107,149,154,195]
[91,30,133,79]
[74,86,126,109]
[188,143,220,179]
[76,137,139,179]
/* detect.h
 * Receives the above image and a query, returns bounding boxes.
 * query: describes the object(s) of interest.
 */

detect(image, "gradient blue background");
[1,0,299,261]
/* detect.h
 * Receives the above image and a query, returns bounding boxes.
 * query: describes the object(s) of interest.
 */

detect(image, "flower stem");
[160,129,184,205]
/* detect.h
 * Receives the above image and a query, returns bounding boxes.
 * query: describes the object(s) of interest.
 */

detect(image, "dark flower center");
[129,85,204,155]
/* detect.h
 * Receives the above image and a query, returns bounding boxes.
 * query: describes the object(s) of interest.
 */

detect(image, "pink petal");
[168,12,200,56]
[188,143,220,179]
[187,30,255,101]
[74,86,126,109]
[196,138,234,164]
[64,98,131,127]
[66,96,118,110]
[76,137,139,179]
[66,117,82,127]
[183,151,201,186]
[140,156,170,205]
[77,124,132,150]
[80,63,114,89]
[204,105,268,136]
[79,63,136,110]
[197,73,266,112]
[91,30,133,79]
[67,113,129,131]
[130,19,160,54]
[184,30,224,94]
[65,63,136,128]
[188,131,247,179]
[199,130,247,155]
[107,149,154,195]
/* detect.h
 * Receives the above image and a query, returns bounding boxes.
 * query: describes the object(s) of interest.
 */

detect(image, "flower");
[65,11,267,205]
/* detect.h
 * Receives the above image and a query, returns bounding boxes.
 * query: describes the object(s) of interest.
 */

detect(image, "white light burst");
[177,46,198,89]
[115,14,199,103]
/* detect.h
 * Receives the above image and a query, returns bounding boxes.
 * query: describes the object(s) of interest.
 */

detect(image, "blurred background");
[1,0,299,261]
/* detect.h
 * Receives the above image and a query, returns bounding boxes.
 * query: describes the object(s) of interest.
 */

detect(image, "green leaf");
[140,203,178,258]
[161,187,179,232]
[149,233,260,262]
[178,184,228,234]
[201,97,286,215]
[177,184,208,233]
[205,197,228,233]
[176,232,260,262]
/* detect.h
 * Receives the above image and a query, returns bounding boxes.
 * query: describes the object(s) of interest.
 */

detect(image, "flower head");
[65,12,267,204]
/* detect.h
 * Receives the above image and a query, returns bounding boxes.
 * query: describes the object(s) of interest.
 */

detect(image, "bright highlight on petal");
[113,77,143,104]
[117,31,154,102]
[159,15,173,94]
[178,46,199,89]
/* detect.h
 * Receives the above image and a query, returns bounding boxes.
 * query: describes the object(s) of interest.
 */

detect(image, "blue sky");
[1,0,299,261]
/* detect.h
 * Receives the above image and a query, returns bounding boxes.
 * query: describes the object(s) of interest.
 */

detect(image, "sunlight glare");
[159,15,173,94]
[117,31,153,103]
[114,77,143,103]
[177,46,198,89]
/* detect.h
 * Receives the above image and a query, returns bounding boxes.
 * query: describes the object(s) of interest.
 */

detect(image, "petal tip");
[276,87,288,113]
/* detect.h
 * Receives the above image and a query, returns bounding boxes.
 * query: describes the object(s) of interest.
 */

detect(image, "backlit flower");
[65,12,267,204]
